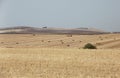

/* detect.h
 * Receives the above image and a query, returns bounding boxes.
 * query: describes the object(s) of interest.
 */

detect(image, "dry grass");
[0,48,120,78]
[0,34,120,78]
[0,34,120,49]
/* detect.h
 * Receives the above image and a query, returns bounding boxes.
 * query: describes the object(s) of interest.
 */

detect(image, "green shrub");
[83,43,97,49]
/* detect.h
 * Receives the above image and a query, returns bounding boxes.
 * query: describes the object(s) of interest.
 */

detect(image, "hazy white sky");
[0,0,120,31]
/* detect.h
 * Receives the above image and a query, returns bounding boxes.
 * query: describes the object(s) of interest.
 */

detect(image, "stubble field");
[0,34,120,49]
[0,34,120,78]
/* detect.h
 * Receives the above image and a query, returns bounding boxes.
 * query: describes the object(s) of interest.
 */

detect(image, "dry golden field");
[0,34,120,78]
[0,34,120,49]
[0,48,120,78]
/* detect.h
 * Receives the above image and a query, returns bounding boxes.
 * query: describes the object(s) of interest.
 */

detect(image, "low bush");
[83,43,97,49]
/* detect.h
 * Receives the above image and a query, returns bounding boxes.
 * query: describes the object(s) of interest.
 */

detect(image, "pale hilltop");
[0,26,108,35]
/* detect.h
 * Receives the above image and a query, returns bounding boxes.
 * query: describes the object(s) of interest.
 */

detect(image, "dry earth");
[0,48,120,78]
[0,34,120,49]
[0,34,120,78]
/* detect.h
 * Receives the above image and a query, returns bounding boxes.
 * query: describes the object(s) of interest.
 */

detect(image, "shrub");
[16,42,19,44]
[72,40,75,41]
[41,40,44,42]
[32,34,36,36]
[60,40,64,44]
[67,44,70,47]
[61,41,64,44]
[79,41,82,42]
[1,42,4,44]
[48,41,51,42]
[96,43,101,45]
[83,43,97,49]
[66,34,72,37]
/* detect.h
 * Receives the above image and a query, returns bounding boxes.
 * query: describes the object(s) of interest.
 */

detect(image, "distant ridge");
[0,26,109,35]
[0,26,31,30]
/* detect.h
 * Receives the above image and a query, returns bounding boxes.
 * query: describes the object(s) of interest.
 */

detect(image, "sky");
[0,0,120,32]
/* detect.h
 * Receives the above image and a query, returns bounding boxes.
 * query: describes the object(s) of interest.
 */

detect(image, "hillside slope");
[0,26,108,35]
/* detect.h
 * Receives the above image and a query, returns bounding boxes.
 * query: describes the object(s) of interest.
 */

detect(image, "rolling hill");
[0,26,108,35]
